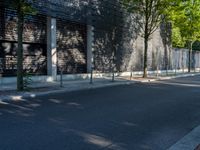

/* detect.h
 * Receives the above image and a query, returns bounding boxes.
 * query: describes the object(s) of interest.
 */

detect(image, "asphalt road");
[1,75,200,150]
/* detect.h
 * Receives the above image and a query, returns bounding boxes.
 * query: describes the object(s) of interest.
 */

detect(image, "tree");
[172,25,186,48]
[122,0,170,77]
[11,0,35,91]
[167,0,200,72]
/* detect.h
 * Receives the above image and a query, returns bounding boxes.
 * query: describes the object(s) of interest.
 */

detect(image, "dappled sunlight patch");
[0,100,9,105]
[77,131,125,150]
[30,94,36,98]
[3,109,15,114]
[10,104,33,111]
[49,99,62,104]
[26,103,41,108]
[67,102,84,109]
[67,102,81,107]
[84,134,111,147]
[61,129,125,149]
[1,104,35,117]
[15,110,35,117]
[122,121,138,127]
[49,118,67,125]
[10,96,26,101]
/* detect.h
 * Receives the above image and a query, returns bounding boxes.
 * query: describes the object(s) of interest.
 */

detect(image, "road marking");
[168,126,200,150]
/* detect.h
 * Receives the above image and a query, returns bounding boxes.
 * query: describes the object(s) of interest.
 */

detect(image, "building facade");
[0,0,173,82]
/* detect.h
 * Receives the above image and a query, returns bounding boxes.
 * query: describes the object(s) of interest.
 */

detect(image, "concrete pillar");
[47,17,57,80]
[87,25,94,73]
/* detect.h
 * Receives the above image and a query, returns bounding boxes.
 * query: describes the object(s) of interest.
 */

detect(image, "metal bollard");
[60,69,63,87]
[111,68,115,82]
[90,67,93,84]
[0,59,2,85]
[166,66,168,76]
[130,71,133,80]
[175,64,177,76]
[156,65,159,77]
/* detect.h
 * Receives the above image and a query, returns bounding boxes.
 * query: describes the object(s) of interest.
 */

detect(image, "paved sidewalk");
[1,72,200,102]
[0,77,135,101]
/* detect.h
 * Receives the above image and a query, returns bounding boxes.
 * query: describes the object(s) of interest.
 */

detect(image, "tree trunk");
[188,41,193,73]
[143,36,148,78]
[17,7,24,91]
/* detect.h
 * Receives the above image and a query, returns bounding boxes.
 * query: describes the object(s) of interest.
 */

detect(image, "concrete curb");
[0,80,134,102]
[158,73,200,80]
[1,72,200,102]
[130,73,200,83]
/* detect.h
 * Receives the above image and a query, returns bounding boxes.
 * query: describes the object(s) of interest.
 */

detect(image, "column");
[87,25,94,73]
[47,17,57,80]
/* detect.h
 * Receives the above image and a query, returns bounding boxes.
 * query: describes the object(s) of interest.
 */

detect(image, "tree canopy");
[166,0,200,72]
[167,0,200,47]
